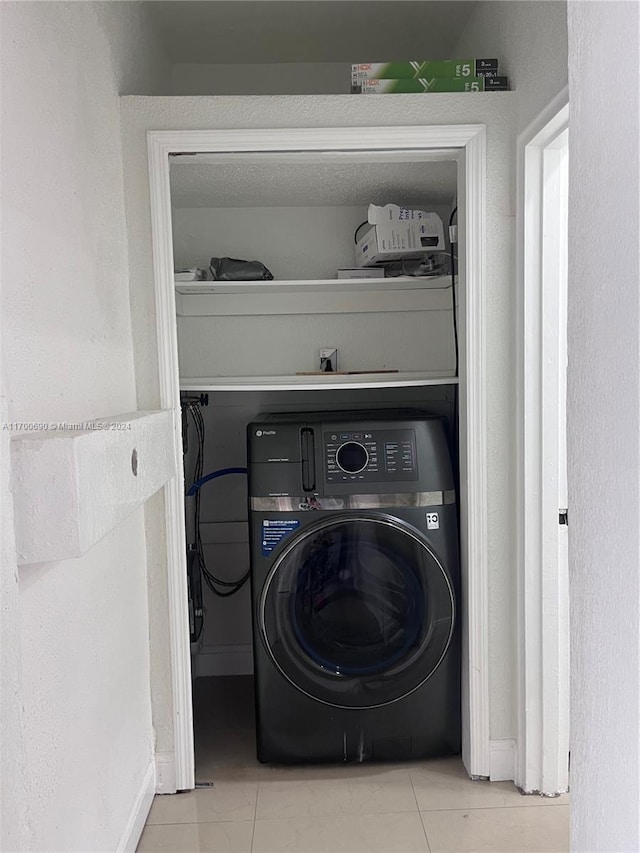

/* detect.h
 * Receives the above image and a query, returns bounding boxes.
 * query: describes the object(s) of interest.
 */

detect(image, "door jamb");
[515,91,570,794]
[147,124,490,790]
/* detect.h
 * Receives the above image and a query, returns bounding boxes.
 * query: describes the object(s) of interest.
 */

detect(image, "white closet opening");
[167,145,467,782]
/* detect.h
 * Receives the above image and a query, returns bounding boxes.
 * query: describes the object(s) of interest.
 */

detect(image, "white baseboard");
[489,738,516,782]
[194,643,254,677]
[117,760,155,853]
[155,750,178,794]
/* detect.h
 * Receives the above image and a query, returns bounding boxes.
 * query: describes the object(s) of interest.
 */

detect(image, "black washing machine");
[247,410,460,764]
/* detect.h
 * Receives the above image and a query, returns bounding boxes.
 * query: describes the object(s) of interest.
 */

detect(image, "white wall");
[567,2,640,850]
[172,204,369,279]
[96,2,170,95]
[0,2,167,849]
[453,0,568,131]
[121,93,517,767]
[177,309,454,378]
[171,62,349,95]
[0,376,29,853]
[17,513,151,849]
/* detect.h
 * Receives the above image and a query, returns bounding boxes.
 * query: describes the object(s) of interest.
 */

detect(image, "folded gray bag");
[209,257,274,281]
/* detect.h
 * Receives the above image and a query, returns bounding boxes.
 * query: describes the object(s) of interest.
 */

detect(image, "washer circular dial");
[336,441,369,474]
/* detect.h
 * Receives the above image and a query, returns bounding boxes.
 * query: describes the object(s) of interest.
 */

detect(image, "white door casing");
[516,93,570,795]
[147,125,490,791]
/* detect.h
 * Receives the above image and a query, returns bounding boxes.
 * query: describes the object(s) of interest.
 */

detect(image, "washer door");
[259,514,455,709]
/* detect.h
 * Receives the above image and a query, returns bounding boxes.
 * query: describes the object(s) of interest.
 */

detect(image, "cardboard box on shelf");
[354,76,509,94]
[351,59,498,81]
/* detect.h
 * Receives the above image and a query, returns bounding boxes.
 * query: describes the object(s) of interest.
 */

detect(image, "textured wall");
[453,0,568,131]
[121,92,517,758]
[172,204,370,279]
[171,62,349,95]
[96,2,170,95]
[17,511,151,851]
[0,2,167,849]
[567,2,640,850]
[0,375,29,853]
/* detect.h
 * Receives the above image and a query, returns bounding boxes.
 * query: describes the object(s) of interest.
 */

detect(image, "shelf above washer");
[180,372,458,392]
[174,276,452,317]
[175,276,450,295]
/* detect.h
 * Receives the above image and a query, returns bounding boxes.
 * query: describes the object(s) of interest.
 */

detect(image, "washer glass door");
[260,514,455,709]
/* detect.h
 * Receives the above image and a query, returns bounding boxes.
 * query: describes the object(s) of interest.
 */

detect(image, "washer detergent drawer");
[258,513,455,710]
[250,463,302,497]
[248,422,309,498]
[249,423,301,464]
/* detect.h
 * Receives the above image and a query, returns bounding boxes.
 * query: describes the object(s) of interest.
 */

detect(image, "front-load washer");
[247,410,460,764]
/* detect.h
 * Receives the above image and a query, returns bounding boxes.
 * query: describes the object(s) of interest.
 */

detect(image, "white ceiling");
[144,1,478,65]
[170,157,458,208]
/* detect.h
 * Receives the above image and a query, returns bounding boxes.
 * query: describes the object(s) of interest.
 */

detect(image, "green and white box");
[356,76,508,94]
[351,59,498,81]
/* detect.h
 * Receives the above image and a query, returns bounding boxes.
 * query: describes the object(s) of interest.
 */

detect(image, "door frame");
[515,92,570,794]
[147,124,490,790]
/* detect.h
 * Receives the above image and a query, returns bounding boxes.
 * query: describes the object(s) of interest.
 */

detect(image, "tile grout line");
[143,800,568,830]
[250,780,259,853]
[416,801,570,813]
[144,818,256,828]
[409,770,433,852]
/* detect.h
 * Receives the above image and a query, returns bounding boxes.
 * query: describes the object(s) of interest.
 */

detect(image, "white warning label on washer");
[262,519,300,556]
[426,512,440,530]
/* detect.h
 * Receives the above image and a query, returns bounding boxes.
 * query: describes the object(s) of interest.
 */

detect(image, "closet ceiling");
[170,159,458,208]
[145,1,478,65]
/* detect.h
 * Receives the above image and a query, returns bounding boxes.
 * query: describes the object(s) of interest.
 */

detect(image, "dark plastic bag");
[209,257,274,281]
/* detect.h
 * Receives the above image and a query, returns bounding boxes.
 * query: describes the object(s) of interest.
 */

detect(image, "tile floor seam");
[421,803,570,810]
[418,811,434,853]
[250,779,259,852]
[409,773,433,853]
[143,817,256,827]
[417,801,569,812]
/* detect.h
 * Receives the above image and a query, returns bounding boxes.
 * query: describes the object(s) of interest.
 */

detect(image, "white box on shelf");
[337,268,385,279]
[355,205,445,267]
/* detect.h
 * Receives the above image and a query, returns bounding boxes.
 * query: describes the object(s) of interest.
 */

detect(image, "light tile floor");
[138,677,569,853]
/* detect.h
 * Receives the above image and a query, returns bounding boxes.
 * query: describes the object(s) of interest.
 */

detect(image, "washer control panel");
[324,429,418,483]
